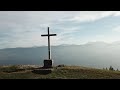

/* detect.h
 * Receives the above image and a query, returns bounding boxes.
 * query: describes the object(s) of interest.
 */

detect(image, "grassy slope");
[0,65,120,79]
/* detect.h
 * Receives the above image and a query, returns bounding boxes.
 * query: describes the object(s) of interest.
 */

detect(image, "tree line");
[103,66,119,71]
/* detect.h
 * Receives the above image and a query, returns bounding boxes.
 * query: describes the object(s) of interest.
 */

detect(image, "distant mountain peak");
[57,44,78,46]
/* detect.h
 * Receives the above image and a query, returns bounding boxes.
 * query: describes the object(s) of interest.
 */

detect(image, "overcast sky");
[1,11,120,49]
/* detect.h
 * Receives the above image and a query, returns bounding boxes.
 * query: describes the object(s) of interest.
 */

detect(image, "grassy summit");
[0,65,120,79]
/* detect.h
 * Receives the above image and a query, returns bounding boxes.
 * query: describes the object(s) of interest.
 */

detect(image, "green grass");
[0,65,120,79]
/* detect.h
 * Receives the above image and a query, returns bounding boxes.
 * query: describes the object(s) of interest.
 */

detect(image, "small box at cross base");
[44,59,53,68]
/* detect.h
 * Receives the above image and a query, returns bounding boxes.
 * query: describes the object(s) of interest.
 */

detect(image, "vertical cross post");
[48,27,51,59]
[41,27,57,68]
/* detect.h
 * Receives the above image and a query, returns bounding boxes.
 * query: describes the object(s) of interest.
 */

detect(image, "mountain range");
[1,41,120,69]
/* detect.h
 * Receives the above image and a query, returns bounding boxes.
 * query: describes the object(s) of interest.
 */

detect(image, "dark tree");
[109,66,114,71]
[116,69,119,71]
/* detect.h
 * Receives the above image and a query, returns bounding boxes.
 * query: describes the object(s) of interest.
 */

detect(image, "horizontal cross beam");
[41,34,57,36]
[41,27,57,60]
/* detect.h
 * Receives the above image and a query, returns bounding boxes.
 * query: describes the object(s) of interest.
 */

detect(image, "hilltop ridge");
[0,65,120,79]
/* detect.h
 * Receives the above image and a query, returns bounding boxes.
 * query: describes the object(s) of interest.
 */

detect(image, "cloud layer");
[0,11,120,49]
[66,11,120,22]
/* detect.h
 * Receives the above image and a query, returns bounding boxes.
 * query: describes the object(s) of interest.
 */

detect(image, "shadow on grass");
[32,69,52,75]
[0,66,25,73]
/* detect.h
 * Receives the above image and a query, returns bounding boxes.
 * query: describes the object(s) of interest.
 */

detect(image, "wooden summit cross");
[41,27,57,68]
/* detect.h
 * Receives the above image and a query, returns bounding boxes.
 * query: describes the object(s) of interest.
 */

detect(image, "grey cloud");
[0,11,84,49]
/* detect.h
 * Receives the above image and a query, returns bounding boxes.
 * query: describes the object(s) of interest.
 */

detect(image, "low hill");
[0,65,120,79]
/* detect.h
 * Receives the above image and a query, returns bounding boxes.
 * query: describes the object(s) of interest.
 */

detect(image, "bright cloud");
[0,11,120,49]
[113,25,120,32]
[66,11,120,22]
